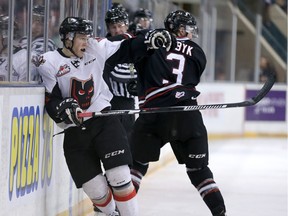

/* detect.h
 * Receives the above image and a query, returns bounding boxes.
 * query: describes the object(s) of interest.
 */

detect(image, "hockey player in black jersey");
[129,10,227,216]
[37,16,174,216]
[103,7,137,138]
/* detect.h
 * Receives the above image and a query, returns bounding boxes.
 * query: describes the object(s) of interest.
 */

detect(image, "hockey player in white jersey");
[36,17,174,216]
[0,15,27,82]
[30,5,57,81]
[0,5,57,82]
[19,5,57,81]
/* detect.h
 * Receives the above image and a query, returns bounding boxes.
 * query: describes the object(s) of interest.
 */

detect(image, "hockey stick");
[78,72,275,118]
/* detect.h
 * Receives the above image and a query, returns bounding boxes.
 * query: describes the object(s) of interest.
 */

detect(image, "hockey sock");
[130,160,149,192]
[82,174,116,215]
[187,166,226,216]
[92,188,117,214]
[106,165,139,216]
[112,181,138,216]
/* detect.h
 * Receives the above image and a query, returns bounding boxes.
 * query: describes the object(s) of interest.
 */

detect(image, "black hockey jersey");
[134,37,206,108]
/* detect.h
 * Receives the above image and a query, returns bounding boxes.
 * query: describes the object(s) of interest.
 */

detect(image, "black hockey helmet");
[111,2,126,12]
[133,8,153,20]
[105,8,129,26]
[132,8,153,31]
[164,10,198,37]
[33,5,45,17]
[59,17,93,41]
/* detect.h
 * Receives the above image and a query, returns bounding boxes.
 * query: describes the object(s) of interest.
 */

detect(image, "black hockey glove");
[55,98,83,127]
[127,79,138,96]
[144,29,176,52]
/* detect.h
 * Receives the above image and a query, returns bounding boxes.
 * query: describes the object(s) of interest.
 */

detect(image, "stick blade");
[251,72,276,104]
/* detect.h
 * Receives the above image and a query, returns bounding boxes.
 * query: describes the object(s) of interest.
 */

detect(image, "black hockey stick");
[79,72,275,118]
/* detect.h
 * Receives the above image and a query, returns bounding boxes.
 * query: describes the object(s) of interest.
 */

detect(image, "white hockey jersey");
[37,37,125,128]
[0,37,57,82]
[18,36,58,81]
[0,48,28,82]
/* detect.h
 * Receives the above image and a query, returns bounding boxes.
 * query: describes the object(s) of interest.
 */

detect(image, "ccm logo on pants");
[105,149,125,158]
[188,154,206,159]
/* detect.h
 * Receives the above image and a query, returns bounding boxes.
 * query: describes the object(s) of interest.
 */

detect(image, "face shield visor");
[185,25,198,38]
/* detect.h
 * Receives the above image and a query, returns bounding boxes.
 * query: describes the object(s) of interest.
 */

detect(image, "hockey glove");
[144,29,175,52]
[56,98,83,127]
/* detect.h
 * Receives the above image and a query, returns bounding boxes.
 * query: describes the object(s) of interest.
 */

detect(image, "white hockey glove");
[56,98,83,127]
[144,29,175,52]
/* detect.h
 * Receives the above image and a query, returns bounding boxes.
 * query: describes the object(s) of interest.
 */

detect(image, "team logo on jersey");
[175,91,185,99]
[32,55,46,67]
[71,75,94,110]
[56,64,71,77]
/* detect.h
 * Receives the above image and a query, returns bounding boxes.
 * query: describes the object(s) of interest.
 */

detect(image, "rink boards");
[0,83,286,216]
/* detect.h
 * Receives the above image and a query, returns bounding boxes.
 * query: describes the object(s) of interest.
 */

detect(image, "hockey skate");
[109,211,120,216]
[94,206,105,216]
[94,212,106,216]
[214,210,227,216]
[212,205,227,216]
[94,206,120,216]
[94,211,119,216]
